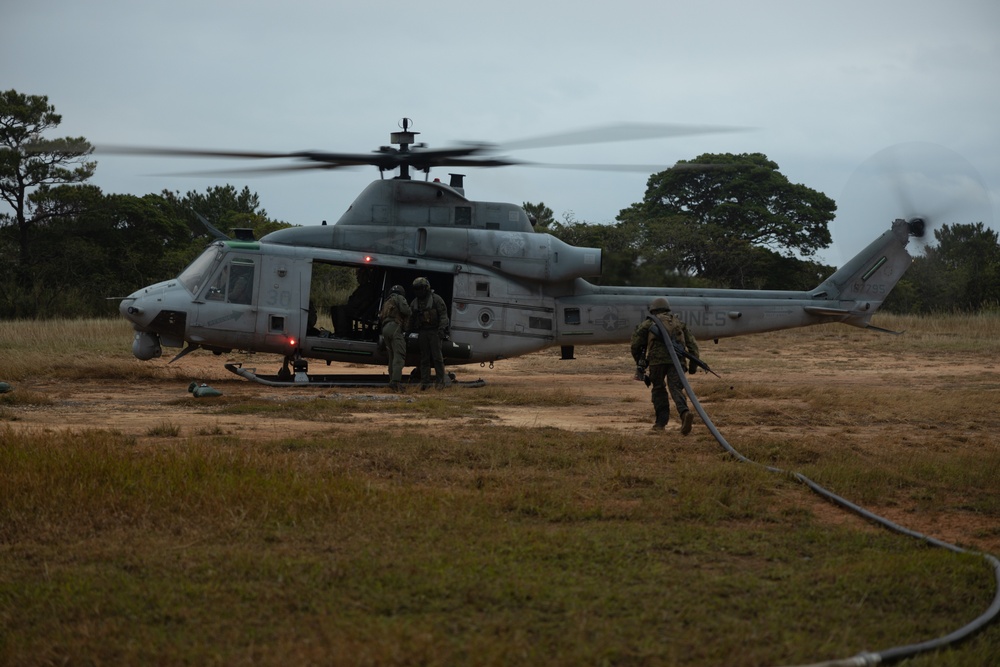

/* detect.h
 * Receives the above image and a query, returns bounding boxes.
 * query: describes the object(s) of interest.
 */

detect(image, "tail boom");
[551,219,917,346]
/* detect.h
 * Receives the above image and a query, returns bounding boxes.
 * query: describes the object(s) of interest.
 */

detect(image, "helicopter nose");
[119,284,163,326]
[120,296,154,327]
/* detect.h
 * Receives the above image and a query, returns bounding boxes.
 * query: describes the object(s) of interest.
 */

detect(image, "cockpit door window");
[227,259,255,304]
[204,258,256,304]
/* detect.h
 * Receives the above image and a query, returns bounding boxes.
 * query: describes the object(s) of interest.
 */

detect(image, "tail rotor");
[836,142,994,262]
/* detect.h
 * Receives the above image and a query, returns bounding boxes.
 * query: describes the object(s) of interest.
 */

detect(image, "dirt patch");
[5,347,655,438]
[4,339,999,555]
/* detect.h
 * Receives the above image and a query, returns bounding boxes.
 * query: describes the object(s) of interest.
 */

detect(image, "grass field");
[1,315,999,666]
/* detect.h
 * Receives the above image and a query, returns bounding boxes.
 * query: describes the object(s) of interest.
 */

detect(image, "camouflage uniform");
[631,310,699,431]
[408,278,451,388]
[379,287,411,389]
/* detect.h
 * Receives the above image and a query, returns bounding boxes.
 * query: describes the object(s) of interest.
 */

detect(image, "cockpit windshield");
[177,244,224,295]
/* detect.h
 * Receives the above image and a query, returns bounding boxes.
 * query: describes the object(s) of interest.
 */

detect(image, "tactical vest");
[380,295,405,327]
[414,295,440,328]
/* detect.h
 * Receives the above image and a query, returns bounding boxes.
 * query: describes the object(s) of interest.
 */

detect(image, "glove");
[688,359,698,375]
[439,327,450,341]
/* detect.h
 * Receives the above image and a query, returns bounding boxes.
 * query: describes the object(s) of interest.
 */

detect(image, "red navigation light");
[364,255,373,263]
[287,337,297,347]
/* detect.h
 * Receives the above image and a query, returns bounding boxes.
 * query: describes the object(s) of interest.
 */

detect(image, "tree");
[522,201,555,231]
[0,187,198,317]
[548,213,640,285]
[161,184,287,240]
[618,153,836,288]
[0,90,95,283]
[884,222,1000,314]
[933,222,1000,309]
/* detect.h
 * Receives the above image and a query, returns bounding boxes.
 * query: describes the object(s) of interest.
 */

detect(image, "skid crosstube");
[225,363,485,388]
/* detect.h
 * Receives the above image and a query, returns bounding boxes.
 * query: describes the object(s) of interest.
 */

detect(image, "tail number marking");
[852,282,887,295]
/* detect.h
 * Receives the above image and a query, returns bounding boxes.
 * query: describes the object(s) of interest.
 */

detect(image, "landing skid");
[224,363,486,388]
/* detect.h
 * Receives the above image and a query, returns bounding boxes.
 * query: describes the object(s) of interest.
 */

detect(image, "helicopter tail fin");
[805,219,918,328]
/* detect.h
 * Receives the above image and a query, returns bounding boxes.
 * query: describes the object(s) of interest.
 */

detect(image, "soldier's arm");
[630,321,650,359]
[683,326,700,359]
[436,296,450,330]
[407,301,418,330]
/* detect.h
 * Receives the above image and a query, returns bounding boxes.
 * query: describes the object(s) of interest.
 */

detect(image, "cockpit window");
[178,245,224,295]
[205,266,229,302]
[227,259,255,305]
[204,258,256,304]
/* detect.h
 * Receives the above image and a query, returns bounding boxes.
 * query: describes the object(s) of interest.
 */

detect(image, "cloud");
[2,0,997,265]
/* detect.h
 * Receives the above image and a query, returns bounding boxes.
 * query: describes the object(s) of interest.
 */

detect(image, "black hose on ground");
[650,314,1000,666]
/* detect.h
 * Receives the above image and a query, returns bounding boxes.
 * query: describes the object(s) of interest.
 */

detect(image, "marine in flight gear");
[379,284,412,391]
[408,277,451,389]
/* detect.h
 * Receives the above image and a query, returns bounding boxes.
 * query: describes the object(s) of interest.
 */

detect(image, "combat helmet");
[412,276,430,295]
[390,284,406,296]
[649,296,670,313]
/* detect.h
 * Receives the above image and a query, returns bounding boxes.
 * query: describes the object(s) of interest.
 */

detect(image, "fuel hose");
[650,313,1000,666]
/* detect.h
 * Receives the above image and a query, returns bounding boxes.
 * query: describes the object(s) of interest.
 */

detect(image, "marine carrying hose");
[652,314,1000,666]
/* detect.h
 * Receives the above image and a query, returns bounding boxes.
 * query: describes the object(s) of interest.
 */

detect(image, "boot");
[650,410,668,432]
[680,410,694,435]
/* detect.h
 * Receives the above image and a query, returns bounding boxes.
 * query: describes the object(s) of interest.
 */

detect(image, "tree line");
[3,89,998,319]
[0,90,289,318]
[526,158,1000,314]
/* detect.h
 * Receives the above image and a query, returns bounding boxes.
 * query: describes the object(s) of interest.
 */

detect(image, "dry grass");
[1,314,999,666]
[0,318,154,381]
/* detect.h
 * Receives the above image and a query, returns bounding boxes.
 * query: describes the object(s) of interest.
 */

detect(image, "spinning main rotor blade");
[157,158,522,178]
[517,161,732,173]
[98,145,380,163]
[162,160,721,178]
[154,163,367,177]
[94,121,749,175]
[97,144,510,169]
[492,122,748,151]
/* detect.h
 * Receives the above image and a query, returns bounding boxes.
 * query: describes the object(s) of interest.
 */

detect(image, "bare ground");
[5,333,1000,555]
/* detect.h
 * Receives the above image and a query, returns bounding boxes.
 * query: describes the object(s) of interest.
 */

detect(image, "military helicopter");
[117,120,925,386]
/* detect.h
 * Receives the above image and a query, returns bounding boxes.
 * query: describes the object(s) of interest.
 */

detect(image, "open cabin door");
[302,261,458,364]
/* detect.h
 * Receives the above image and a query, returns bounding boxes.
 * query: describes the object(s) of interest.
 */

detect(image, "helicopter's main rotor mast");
[386,117,420,180]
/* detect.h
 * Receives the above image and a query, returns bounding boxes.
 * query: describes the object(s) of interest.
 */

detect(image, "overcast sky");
[4,0,998,266]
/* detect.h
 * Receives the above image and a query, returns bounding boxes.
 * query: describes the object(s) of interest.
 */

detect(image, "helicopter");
[116,120,926,386]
